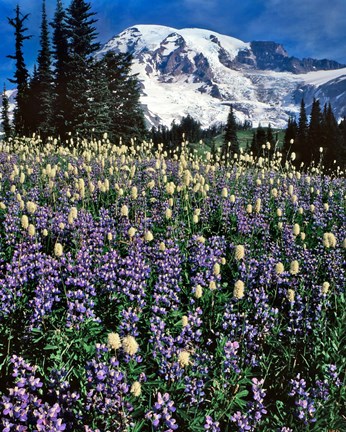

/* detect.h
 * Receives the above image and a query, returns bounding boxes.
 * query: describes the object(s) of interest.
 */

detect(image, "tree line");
[1,0,146,142]
[282,99,346,170]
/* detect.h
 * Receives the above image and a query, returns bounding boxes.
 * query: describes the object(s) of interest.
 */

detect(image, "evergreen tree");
[266,123,275,157]
[338,118,346,168]
[250,124,266,157]
[27,65,40,133]
[51,0,69,139]
[321,103,340,169]
[88,59,111,139]
[307,98,322,166]
[295,99,308,165]
[221,105,239,164]
[1,85,12,140]
[35,0,54,138]
[65,0,100,137]
[282,116,297,158]
[102,52,146,143]
[7,5,31,135]
[266,123,274,144]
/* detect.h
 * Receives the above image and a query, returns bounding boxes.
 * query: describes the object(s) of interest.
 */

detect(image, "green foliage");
[1,85,12,140]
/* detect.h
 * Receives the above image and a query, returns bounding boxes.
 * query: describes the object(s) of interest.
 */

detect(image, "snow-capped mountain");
[98,24,346,129]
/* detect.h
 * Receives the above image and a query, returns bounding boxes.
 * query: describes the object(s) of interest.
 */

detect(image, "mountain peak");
[98,25,346,129]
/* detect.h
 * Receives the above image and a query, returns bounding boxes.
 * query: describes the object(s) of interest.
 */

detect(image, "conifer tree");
[294,99,308,165]
[35,0,54,138]
[27,65,40,133]
[88,59,111,138]
[102,52,146,143]
[51,0,69,138]
[1,85,12,140]
[221,105,239,164]
[65,0,100,137]
[7,5,31,135]
[338,118,346,168]
[250,124,266,157]
[307,98,322,166]
[282,116,297,158]
[322,103,341,169]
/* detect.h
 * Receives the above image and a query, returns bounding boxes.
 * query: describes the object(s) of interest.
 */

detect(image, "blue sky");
[0,0,345,89]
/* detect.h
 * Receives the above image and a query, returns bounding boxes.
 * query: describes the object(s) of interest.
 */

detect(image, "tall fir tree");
[294,99,308,166]
[250,124,266,157]
[102,52,146,143]
[221,105,239,164]
[27,65,40,133]
[1,85,12,140]
[282,116,297,158]
[338,118,346,168]
[7,5,31,135]
[266,123,275,157]
[65,0,100,137]
[35,0,54,138]
[88,59,111,138]
[307,98,322,166]
[51,0,69,139]
[321,103,341,169]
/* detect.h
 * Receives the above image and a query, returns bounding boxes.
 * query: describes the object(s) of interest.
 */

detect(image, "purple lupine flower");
[146,392,178,430]
[204,415,220,431]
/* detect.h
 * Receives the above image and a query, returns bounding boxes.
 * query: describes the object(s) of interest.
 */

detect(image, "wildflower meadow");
[0,136,345,431]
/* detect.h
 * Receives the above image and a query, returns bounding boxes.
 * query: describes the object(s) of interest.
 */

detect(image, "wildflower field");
[0,136,345,432]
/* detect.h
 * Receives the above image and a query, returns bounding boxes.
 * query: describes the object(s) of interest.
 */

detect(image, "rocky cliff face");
[236,41,345,73]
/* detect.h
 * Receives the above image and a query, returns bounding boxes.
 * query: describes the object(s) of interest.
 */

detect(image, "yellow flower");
[221,187,228,198]
[235,245,245,260]
[209,280,217,291]
[195,285,203,299]
[128,227,137,238]
[321,282,330,295]
[181,316,188,327]
[275,262,284,275]
[26,201,37,214]
[122,335,139,356]
[254,198,261,213]
[54,243,63,257]
[130,381,142,397]
[293,224,300,236]
[121,205,129,217]
[21,215,29,229]
[108,332,121,351]
[290,260,299,275]
[233,280,244,299]
[178,350,190,367]
[28,224,36,237]
[323,232,336,248]
[144,230,154,242]
[131,186,138,200]
[287,289,295,302]
[246,204,253,214]
[213,263,220,276]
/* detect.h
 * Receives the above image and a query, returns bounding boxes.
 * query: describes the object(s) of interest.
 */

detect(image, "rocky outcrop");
[235,41,346,74]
